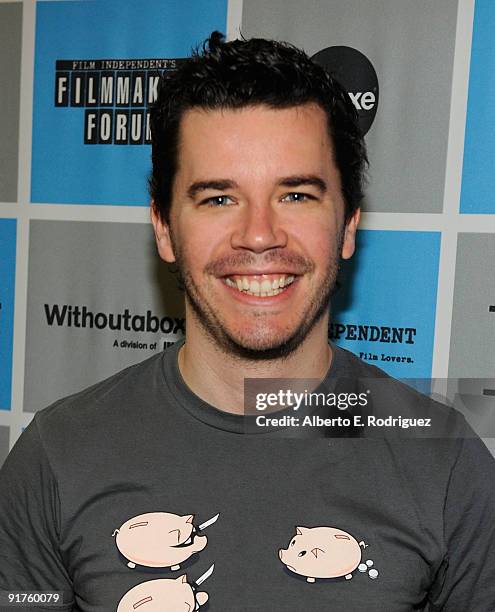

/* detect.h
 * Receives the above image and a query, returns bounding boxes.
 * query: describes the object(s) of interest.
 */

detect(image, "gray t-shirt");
[1,342,494,611]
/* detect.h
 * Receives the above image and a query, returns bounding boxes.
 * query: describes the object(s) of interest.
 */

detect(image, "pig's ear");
[175,574,188,583]
[295,526,309,535]
[184,514,194,524]
[311,547,325,558]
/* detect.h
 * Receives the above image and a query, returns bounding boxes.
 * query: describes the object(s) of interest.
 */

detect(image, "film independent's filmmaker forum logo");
[53,57,184,145]
[312,46,379,135]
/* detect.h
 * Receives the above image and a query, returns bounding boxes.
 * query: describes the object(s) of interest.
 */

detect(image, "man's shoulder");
[330,346,495,506]
[33,349,169,434]
[332,343,472,438]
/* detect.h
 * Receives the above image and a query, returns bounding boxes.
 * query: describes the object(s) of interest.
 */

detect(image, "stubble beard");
[171,230,344,361]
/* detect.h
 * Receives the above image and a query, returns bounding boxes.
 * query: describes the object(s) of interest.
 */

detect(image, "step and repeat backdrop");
[0,0,494,465]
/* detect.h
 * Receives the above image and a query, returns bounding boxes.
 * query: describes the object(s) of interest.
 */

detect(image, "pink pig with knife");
[117,564,214,612]
[113,511,220,570]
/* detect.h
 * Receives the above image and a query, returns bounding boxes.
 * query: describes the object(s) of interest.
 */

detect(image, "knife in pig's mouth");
[194,563,215,587]
[172,513,220,548]
[191,564,215,610]
[197,512,220,532]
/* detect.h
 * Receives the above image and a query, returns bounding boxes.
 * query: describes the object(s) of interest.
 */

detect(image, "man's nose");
[230,203,288,253]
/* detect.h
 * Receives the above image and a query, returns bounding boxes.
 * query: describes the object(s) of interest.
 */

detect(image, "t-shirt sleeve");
[0,417,74,610]
[427,435,495,611]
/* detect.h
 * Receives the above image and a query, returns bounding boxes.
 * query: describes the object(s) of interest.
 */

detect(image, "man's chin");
[221,339,299,361]
[211,327,308,361]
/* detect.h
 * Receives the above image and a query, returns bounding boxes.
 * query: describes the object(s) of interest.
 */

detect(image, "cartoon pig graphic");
[117,573,210,612]
[113,512,218,570]
[279,526,378,582]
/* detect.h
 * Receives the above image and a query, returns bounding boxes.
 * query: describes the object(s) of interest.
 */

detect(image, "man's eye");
[201,195,233,207]
[281,192,314,203]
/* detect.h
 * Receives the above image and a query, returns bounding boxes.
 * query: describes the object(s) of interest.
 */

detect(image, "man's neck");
[177,318,332,414]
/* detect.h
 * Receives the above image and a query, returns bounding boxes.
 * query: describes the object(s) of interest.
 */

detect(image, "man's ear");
[341,207,360,260]
[150,203,176,263]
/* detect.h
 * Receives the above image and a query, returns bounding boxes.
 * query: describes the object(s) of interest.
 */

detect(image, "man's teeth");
[225,275,295,296]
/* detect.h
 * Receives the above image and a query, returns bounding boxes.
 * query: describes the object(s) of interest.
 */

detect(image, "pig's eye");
[290,539,296,547]
[298,550,307,557]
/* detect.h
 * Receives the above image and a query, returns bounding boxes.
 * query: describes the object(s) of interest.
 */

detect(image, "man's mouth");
[223,274,296,297]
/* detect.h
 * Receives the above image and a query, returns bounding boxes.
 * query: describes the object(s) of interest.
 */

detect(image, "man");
[1,32,494,611]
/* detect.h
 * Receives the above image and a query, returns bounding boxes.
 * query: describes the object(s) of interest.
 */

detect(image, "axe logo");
[311,46,379,135]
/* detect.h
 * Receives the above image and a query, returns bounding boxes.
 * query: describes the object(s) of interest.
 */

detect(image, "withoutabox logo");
[311,46,379,135]
[54,58,182,144]
[44,303,185,335]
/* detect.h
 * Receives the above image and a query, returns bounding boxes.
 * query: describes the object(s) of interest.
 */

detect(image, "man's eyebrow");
[186,175,327,199]
[187,179,238,199]
[278,175,327,193]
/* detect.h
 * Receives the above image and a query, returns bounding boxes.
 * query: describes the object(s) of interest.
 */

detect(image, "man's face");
[152,103,359,359]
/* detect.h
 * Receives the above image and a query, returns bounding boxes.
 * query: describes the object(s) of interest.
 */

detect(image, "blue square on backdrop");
[460,0,495,214]
[331,230,441,381]
[0,219,16,410]
[31,0,227,205]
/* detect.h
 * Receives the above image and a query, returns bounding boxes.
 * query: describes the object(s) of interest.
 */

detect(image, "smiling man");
[151,102,359,412]
[1,32,494,612]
